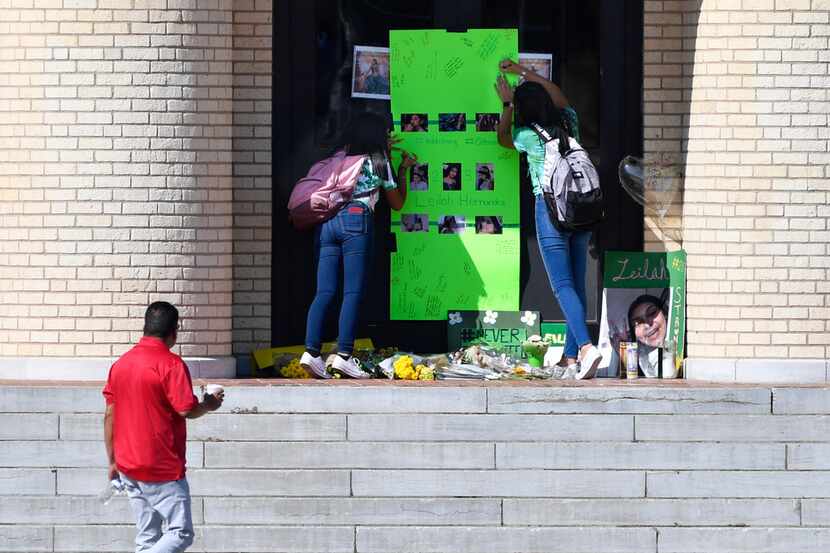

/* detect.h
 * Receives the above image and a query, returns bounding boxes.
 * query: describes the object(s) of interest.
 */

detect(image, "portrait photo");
[438,215,466,234]
[598,287,678,379]
[476,163,494,191]
[401,213,429,233]
[410,163,428,191]
[475,113,500,131]
[442,163,461,191]
[439,113,466,132]
[351,46,390,99]
[475,216,503,234]
[401,113,428,132]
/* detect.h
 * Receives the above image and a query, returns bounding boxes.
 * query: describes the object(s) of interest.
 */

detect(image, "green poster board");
[389,29,520,320]
[447,310,540,359]
[598,250,686,377]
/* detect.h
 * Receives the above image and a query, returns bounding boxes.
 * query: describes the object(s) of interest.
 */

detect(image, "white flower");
[448,312,463,325]
[520,311,537,326]
[483,310,498,325]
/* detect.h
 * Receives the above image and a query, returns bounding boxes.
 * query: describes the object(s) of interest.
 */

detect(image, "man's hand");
[108,462,119,482]
[203,390,224,412]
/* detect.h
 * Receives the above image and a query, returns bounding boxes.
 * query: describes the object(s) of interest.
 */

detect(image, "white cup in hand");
[205,384,224,397]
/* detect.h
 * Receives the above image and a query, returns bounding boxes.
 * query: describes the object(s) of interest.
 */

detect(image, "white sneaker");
[330,355,370,379]
[299,351,330,379]
[576,345,602,380]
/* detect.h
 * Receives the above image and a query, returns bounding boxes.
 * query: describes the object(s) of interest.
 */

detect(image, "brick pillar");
[643,0,830,381]
[0,0,236,379]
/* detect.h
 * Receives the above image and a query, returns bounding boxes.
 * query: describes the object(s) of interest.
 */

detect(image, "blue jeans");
[305,202,373,355]
[534,194,592,358]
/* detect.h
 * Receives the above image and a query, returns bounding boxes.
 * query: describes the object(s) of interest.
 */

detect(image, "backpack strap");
[529,122,554,143]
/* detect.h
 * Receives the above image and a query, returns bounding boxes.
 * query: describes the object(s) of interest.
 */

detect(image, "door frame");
[271,0,644,349]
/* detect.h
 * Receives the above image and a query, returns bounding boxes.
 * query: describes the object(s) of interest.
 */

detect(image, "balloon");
[618,156,683,242]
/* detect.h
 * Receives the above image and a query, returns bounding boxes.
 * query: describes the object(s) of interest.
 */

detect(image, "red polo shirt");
[103,336,198,482]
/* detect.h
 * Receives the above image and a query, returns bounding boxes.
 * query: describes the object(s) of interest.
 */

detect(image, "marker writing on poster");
[444,57,464,78]
[477,34,498,60]
[611,257,668,283]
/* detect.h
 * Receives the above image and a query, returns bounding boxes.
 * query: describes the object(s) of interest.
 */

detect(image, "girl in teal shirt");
[494,59,603,379]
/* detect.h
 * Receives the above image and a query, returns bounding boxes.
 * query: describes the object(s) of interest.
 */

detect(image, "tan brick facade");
[1,1,828,380]
[643,0,830,379]
[0,0,271,377]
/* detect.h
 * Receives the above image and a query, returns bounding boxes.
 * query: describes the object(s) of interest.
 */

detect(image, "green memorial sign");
[598,250,686,378]
[447,310,540,359]
[389,29,520,320]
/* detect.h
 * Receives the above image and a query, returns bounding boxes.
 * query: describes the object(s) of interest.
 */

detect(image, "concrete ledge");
[0,356,236,380]
[685,358,829,383]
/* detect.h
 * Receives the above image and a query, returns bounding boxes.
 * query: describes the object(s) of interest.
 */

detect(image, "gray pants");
[120,473,194,553]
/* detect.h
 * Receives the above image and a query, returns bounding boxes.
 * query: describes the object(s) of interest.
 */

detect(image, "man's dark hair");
[143,301,179,338]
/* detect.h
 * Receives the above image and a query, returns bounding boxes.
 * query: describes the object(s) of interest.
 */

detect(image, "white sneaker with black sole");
[330,355,370,379]
[299,351,330,379]
[576,345,602,380]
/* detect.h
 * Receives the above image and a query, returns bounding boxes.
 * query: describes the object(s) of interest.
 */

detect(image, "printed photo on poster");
[401,213,429,233]
[476,163,494,191]
[599,287,675,378]
[439,113,466,131]
[410,163,428,191]
[475,113,500,131]
[442,163,461,191]
[401,113,428,132]
[518,52,553,81]
[351,46,390,99]
[438,215,465,234]
[475,216,502,234]
[597,250,686,379]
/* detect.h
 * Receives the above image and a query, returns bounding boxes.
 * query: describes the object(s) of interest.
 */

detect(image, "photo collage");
[399,112,502,236]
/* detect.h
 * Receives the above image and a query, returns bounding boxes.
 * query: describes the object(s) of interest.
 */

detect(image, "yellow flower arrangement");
[393,355,435,380]
[280,358,311,379]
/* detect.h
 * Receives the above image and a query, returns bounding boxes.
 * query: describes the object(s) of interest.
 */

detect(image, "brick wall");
[230,0,271,367]
[643,0,830,368]
[0,0,273,372]
[2,382,830,551]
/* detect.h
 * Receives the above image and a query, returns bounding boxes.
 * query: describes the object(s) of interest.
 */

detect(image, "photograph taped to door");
[518,52,553,81]
[352,46,390,99]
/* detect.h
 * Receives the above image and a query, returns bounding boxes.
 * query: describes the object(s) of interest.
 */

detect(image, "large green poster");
[389,29,519,320]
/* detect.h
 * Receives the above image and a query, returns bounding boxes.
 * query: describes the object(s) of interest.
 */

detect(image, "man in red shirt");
[103,301,224,553]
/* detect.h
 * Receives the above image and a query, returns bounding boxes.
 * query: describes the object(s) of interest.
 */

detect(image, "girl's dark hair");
[337,111,390,180]
[627,294,668,342]
[513,81,570,156]
[443,164,458,177]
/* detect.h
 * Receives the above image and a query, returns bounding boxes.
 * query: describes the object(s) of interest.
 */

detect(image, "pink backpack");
[287,150,368,230]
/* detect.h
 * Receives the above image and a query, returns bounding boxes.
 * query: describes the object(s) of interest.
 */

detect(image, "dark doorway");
[272,0,643,351]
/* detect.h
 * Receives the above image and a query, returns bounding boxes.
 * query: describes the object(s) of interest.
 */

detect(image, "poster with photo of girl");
[597,251,686,378]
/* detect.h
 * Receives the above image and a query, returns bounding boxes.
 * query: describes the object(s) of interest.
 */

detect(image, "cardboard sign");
[598,250,686,378]
[447,310,540,359]
[540,321,567,364]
